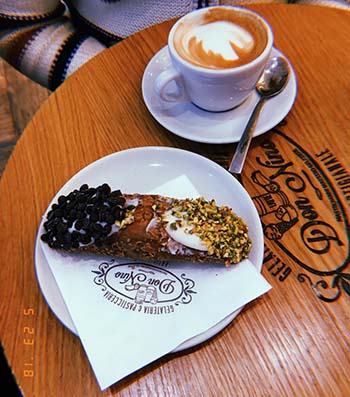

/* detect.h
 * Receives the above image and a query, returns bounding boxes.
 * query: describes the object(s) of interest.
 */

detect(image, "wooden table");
[0,59,50,178]
[1,4,349,397]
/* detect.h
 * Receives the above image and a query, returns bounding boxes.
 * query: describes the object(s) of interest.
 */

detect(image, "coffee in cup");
[154,6,273,112]
[173,7,268,70]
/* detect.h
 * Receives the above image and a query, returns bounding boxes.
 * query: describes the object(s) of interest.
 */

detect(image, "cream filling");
[163,210,207,251]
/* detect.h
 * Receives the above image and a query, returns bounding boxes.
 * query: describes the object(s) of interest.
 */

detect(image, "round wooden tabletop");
[1,4,349,397]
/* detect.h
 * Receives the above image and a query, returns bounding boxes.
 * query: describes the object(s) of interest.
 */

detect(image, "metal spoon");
[228,56,290,175]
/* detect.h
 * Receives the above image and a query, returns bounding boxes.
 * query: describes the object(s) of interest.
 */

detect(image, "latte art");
[184,21,254,64]
[173,7,268,69]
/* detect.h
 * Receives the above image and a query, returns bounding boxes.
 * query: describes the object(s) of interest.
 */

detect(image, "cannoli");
[41,183,252,266]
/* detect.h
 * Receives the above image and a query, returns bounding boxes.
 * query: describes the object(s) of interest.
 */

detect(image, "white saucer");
[35,147,264,353]
[142,46,297,144]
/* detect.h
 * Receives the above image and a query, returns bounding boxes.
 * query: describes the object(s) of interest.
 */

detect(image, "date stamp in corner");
[22,308,35,379]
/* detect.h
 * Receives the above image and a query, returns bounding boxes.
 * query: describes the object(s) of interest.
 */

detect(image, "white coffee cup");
[154,6,274,112]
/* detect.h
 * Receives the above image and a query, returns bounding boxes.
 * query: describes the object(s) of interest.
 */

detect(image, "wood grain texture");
[0,60,50,177]
[0,5,349,397]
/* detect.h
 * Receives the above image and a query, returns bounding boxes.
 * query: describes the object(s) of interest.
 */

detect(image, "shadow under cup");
[160,6,274,112]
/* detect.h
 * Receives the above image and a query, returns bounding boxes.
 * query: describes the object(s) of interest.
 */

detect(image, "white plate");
[35,147,264,352]
[142,46,297,144]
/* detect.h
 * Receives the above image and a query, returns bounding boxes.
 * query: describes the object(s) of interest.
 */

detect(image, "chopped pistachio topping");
[166,197,252,265]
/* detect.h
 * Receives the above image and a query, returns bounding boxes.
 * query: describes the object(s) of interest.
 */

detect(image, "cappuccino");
[173,7,268,69]
[154,6,273,111]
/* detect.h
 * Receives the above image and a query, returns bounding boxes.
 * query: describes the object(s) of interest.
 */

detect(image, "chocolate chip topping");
[41,184,129,249]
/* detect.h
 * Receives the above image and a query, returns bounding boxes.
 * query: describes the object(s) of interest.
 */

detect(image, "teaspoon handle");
[228,96,266,175]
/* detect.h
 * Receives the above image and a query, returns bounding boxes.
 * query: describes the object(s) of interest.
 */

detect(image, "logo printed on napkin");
[92,260,196,314]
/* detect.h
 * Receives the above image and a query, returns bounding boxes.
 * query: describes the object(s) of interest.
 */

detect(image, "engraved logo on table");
[247,124,350,302]
[251,170,299,240]
[92,260,196,314]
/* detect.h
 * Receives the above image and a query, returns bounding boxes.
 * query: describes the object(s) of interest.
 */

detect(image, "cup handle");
[154,67,189,102]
